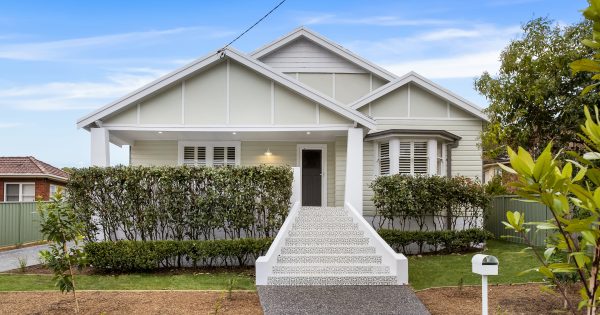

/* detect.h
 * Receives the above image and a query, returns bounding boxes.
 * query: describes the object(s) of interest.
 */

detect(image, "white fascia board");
[104,125,353,132]
[0,174,68,182]
[250,27,398,82]
[76,50,223,129]
[225,48,376,130]
[349,71,489,122]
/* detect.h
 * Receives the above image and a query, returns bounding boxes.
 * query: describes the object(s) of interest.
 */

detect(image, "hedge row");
[66,166,292,242]
[378,228,493,254]
[84,238,273,271]
[371,175,490,231]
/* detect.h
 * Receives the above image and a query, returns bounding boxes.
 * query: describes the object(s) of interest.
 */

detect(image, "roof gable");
[350,71,489,121]
[77,48,375,130]
[251,27,397,82]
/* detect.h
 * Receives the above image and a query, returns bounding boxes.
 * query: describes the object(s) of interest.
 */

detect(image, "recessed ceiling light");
[306,131,311,135]
[158,131,163,134]
[232,132,237,135]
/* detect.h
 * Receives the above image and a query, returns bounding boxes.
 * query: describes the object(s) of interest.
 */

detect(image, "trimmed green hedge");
[66,165,292,242]
[84,238,273,271]
[371,175,490,231]
[378,228,493,254]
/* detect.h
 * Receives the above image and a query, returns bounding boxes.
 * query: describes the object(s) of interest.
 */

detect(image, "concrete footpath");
[258,285,431,315]
[0,244,49,272]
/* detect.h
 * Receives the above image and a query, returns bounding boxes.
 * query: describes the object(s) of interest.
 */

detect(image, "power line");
[218,0,287,56]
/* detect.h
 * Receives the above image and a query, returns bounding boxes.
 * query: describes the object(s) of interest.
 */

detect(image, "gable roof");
[0,157,69,182]
[349,71,489,122]
[251,27,397,82]
[77,47,376,130]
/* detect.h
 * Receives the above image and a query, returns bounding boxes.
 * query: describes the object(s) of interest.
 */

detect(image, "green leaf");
[571,59,600,74]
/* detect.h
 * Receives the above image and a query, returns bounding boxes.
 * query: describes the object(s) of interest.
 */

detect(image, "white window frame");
[376,138,445,176]
[178,141,241,166]
[4,182,36,202]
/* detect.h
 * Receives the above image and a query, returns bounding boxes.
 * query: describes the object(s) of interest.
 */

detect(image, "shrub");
[66,165,292,242]
[378,228,493,254]
[371,175,490,231]
[84,238,273,271]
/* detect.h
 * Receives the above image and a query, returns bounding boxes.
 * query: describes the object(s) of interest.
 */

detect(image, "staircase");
[256,204,408,285]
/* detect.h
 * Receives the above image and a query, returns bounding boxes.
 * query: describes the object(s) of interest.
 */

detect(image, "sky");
[0,0,588,167]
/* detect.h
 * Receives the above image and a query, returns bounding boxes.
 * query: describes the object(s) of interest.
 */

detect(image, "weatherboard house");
[78,27,488,285]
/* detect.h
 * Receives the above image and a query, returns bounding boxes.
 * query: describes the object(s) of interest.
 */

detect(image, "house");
[77,27,488,285]
[0,157,68,202]
[482,158,509,184]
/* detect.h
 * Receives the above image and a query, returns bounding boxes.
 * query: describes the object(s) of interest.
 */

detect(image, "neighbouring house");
[0,157,68,202]
[482,158,510,184]
[77,27,488,285]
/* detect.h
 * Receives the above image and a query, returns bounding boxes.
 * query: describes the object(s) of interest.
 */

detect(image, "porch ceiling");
[110,129,349,145]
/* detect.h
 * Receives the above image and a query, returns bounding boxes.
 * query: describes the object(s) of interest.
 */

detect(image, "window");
[379,142,390,175]
[178,142,240,167]
[398,141,428,175]
[4,183,35,202]
[49,184,61,196]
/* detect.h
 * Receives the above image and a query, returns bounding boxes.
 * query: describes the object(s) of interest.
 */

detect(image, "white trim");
[177,141,241,166]
[407,83,411,117]
[77,47,376,130]
[270,81,275,125]
[226,59,230,124]
[332,73,336,99]
[103,124,353,132]
[181,81,185,124]
[251,27,397,81]
[136,103,140,125]
[349,71,489,122]
[3,182,36,202]
[371,117,480,121]
[315,104,320,124]
[296,144,327,207]
[0,174,68,182]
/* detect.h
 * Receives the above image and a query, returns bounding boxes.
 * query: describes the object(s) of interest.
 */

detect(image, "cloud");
[383,51,501,79]
[0,122,22,128]
[0,68,170,111]
[0,27,234,61]
[302,14,455,26]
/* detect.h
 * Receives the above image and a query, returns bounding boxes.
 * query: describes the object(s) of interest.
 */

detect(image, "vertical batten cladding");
[335,136,347,207]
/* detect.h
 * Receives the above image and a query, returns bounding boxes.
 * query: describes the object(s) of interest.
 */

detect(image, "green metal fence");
[0,202,44,247]
[485,195,553,247]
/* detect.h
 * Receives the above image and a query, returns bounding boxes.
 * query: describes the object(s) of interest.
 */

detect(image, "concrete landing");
[257,285,430,315]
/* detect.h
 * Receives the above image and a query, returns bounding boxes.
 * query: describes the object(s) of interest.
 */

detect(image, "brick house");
[0,157,69,202]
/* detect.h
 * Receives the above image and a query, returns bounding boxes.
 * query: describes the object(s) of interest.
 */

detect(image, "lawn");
[0,240,542,291]
[409,240,544,290]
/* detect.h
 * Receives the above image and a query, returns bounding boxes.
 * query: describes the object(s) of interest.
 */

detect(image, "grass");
[409,240,544,290]
[0,273,255,292]
[0,240,543,291]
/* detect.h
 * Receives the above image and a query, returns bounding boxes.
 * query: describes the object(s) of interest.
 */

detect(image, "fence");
[0,202,44,247]
[485,195,552,247]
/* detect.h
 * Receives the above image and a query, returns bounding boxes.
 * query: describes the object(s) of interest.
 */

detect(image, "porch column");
[90,127,110,167]
[389,138,400,175]
[427,139,437,176]
[345,127,363,214]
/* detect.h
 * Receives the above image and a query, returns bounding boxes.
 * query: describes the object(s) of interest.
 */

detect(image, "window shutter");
[226,147,236,166]
[379,142,390,175]
[399,141,411,175]
[213,147,225,167]
[413,141,428,174]
[183,146,196,166]
[197,147,207,166]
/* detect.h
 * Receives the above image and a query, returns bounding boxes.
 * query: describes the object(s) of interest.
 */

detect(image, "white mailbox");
[472,254,499,276]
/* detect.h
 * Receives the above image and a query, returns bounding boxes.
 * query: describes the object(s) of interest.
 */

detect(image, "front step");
[292,222,358,230]
[294,216,354,223]
[288,230,365,237]
[272,265,390,274]
[277,255,383,264]
[285,237,370,246]
[280,246,376,255]
[267,275,397,285]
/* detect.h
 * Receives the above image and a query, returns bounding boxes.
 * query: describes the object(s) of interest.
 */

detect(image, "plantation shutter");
[413,141,428,174]
[213,147,225,167]
[226,147,236,166]
[399,142,411,175]
[379,142,390,175]
[183,146,207,166]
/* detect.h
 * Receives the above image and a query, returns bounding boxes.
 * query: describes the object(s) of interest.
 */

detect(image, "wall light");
[232,132,237,135]
[264,148,273,156]
[306,131,311,135]
[158,131,163,134]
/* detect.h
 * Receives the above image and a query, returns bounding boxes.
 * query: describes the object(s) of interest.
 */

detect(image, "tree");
[38,191,86,313]
[475,18,600,159]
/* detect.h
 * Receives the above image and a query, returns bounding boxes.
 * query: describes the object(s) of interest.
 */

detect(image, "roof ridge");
[28,156,48,174]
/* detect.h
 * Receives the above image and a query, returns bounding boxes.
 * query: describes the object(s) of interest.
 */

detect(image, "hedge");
[378,228,493,254]
[371,175,490,231]
[66,166,293,242]
[84,238,273,271]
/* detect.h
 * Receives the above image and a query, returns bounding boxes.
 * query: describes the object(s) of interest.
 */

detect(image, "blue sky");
[0,0,587,167]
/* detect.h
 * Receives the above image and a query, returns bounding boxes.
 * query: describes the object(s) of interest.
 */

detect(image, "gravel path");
[257,285,430,315]
[0,244,49,272]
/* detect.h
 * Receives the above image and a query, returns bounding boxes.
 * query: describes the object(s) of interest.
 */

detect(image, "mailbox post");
[471,254,499,315]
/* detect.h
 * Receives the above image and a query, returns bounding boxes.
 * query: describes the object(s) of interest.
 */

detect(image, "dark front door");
[301,149,322,206]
